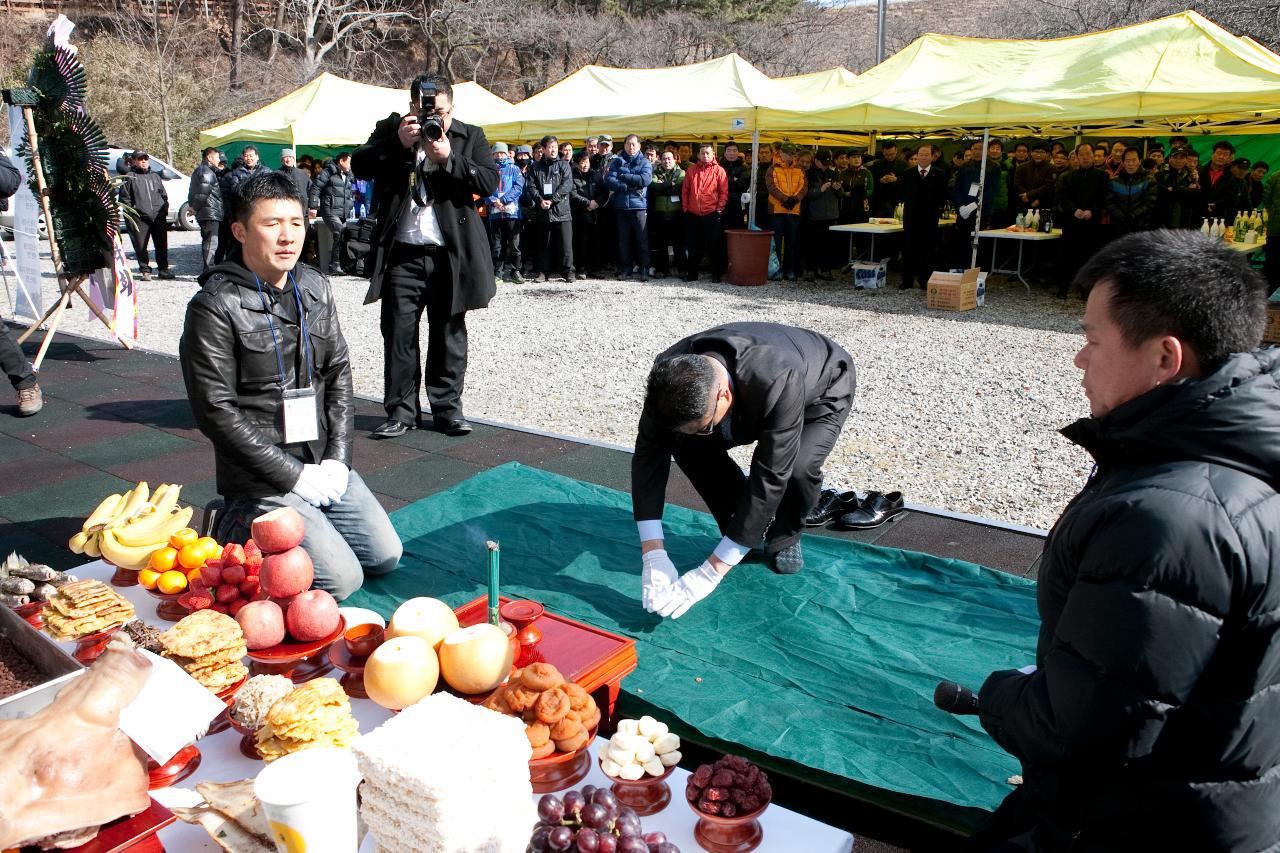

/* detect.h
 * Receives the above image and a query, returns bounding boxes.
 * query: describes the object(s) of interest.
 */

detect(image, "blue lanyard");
[252,272,312,390]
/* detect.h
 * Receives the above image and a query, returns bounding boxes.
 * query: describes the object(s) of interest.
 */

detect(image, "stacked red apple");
[229,508,341,650]
[178,540,261,616]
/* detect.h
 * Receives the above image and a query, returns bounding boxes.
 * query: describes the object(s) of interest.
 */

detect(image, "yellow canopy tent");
[760,11,1280,137]
[772,67,858,101]
[481,55,862,147]
[198,74,515,151]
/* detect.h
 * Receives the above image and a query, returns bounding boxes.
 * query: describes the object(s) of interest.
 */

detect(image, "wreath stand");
[4,91,132,370]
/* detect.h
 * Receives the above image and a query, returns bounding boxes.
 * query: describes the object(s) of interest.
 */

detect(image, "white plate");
[338,607,385,629]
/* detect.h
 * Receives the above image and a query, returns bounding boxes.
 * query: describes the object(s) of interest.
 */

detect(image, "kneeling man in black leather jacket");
[180,172,401,600]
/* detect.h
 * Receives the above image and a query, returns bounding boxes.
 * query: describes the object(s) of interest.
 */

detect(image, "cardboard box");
[851,260,888,290]
[1264,302,1280,345]
[927,267,981,311]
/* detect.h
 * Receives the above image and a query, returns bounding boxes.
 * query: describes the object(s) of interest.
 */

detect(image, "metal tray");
[0,604,84,720]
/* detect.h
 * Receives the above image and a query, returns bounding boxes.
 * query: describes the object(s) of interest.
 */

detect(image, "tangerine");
[137,569,161,591]
[177,543,208,570]
[195,536,220,556]
[157,570,188,594]
[186,567,203,585]
[148,545,179,573]
[170,528,199,550]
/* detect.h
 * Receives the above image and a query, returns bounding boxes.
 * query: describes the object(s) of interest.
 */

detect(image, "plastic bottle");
[1015,212,1026,230]
[1029,209,1039,231]
[1201,218,1211,236]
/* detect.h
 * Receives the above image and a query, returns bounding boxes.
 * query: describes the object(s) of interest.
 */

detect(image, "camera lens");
[423,119,444,142]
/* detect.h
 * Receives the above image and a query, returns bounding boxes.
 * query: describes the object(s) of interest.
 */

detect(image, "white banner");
[5,105,43,322]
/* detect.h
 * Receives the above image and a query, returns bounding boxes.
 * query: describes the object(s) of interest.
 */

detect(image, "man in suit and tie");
[632,322,856,619]
[899,142,949,289]
[352,73,498,440]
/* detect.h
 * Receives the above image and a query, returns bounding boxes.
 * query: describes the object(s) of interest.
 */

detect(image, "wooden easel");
[10,101,132,370]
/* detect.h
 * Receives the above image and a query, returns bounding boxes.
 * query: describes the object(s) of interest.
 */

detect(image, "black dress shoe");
[433,417,473,436]
[804,488,860,527]
[371,418,414,439]
[770,542,804,575]
[834,491,905,530]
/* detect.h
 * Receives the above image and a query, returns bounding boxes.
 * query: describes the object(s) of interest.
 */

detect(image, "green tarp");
[345,463,1038,817]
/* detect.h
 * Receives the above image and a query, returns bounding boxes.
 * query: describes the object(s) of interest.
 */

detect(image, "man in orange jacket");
[767,144,807,281]
[681,143,729,282]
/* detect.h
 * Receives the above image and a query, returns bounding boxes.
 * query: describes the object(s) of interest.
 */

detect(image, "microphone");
[934,680,980,715]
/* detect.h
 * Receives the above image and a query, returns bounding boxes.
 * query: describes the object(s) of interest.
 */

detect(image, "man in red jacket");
[681,143,728,282]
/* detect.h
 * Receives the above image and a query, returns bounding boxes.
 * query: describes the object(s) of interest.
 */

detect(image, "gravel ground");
[17,227,1092,531]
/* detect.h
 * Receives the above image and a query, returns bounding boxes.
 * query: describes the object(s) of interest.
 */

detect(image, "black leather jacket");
[179,258,353,500]
[188,162,225,223]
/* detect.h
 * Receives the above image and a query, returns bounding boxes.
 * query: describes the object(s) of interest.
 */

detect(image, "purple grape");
[581,802,609,830]
[576,827,600,852]
[642,833,667,846]
[547,825,575,851]
[597,835,617,853]
[656,844,680,853]
[618,837,648,853]
[582,785,598,801]
[614,809,641,839]
[529,824,552,853]
[592,788,619,812]
[538,794,565,824]
[564,790,586,817]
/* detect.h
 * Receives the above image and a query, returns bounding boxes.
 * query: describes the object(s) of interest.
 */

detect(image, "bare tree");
[267,0,415,78]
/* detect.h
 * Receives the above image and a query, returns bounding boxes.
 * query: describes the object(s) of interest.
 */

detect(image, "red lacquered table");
[454,596,637,724]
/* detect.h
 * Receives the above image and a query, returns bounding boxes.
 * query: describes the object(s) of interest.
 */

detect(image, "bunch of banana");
[69,482,194,570]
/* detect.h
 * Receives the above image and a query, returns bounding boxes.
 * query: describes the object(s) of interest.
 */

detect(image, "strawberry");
[221,543,246,568]
[239,578,261,598]
[228,598,248,617]
[182,589,214,611]
[210,602,229,614]
[200,562,223,587]
[222,564,247,586]
[215,583,241,604]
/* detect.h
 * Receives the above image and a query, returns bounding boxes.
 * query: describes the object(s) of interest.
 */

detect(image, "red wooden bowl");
[599,756,677,816]
[343,622,384,657]
[227,715,264,761]
[146,743,201,790]
[205,675,248,736]
[245,616,345,681]
[686,794,769,853]
[72,623,126,664]
[144,585,188,622]
[529,725,597,794]
[13,599,44,628]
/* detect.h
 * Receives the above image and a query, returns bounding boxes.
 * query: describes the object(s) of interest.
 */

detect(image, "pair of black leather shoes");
[833,491,905,530]
[371,416,473,439]
[804,488,861,526]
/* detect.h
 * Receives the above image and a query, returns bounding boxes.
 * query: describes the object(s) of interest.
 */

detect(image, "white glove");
[958,202,978,219]
[655,561,724,620]
[320,459,349,504]
[641,549,679,612]
[291,464,336,507]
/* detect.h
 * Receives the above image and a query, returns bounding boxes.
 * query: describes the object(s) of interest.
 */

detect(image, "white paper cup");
[255,747,362,853]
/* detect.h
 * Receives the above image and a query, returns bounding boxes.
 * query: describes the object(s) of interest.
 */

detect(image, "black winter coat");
[221,162,271,211]
[1054,166,1108,229]
[979,349,1280,852]
[570,169,600,222]
[279,166,312,211]
[180,258,353,500]
[526,158,572,222]
[351,114,497,310]
[309,162,353,220]
[188,162,225,223]
[0,153,20,210]
[121,167,168,220]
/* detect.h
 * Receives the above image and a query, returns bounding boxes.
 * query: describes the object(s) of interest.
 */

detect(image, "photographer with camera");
[353,74,498,439]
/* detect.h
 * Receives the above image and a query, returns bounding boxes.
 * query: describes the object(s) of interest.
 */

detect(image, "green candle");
[486,540,500,626]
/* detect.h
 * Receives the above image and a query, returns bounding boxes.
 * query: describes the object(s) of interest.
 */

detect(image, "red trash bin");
[725,229,774,287]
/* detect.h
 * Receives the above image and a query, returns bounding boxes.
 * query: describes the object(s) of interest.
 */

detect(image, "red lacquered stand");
[61,798,176,853]
[455,596,636,725]
[110,565,139,587]
[146,744,201,790]
[245,617,345,682]
[603,759,676,816]
[688,798,768,853]
[328,641,369,699]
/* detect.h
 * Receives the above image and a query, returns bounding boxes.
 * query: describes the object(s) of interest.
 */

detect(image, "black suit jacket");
[900,167,948,233]
[632,323,855,547]
[352,115,498,312]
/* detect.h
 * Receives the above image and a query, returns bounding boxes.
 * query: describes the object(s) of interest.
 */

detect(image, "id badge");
[669,195,680,204]
[542,181,553,196]
[282,387,319,445]
[968,182,980,197]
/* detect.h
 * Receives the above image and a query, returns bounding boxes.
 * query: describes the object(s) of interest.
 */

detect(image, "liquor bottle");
[1201,218,1211,236]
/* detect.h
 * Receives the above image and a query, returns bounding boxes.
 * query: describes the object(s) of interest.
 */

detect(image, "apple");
[286,589,340,642]
[363,636,439,711]
[222,564,247,586]
[251,507,306,554]
[221,543,246,568]
[439,623,517,694]
[387,597,459,652]
[260,547,313,598]
[235,599,286,649]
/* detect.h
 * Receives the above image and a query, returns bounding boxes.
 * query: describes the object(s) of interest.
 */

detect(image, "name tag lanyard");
[253,272,318,444]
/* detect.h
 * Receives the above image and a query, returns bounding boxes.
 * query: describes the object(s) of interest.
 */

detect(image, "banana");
[82,493,123,531]
[98,527,160,571]
[69,531,89,554]
[115,505,194,548]
[116,482,150,523]
[153,483,182,513]
[83,533,102,559]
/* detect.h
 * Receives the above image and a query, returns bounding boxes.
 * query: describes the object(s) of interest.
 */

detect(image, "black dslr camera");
[418,86,444,142]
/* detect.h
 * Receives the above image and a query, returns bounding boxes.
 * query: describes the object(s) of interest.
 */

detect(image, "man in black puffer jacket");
[309,152,354,275]
[179,171,400,600]
[968,229,1280,852]
[187,146,225,271]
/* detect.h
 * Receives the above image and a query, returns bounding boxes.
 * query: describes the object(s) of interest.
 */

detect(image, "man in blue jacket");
[603,134,653,280]
[487,143,524,283]
[952,138,1001,268]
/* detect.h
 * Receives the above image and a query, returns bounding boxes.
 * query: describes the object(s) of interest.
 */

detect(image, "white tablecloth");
[67,561,855,852]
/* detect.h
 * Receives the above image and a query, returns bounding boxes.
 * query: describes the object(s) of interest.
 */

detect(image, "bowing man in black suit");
[353,73,499,440]
[632,322,856,619]
[899,142,950,289]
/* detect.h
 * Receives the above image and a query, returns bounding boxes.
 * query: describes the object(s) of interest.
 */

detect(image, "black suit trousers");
[902,222,940,288]
[127,211,168,270]
[671,368,852,552]
[381,242,468,424]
